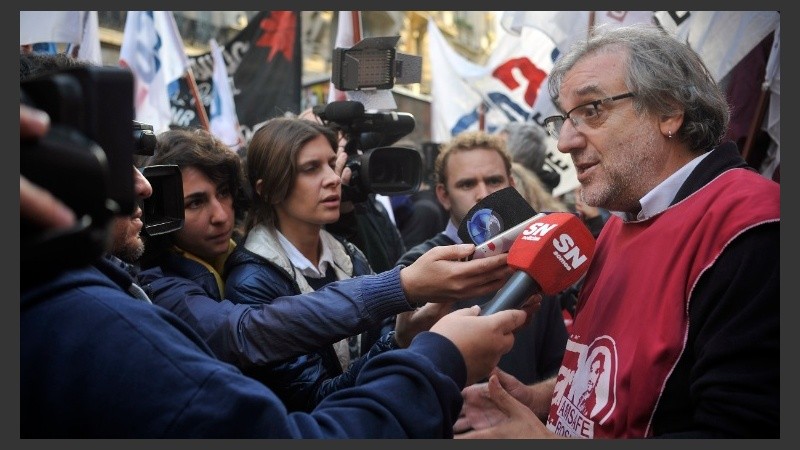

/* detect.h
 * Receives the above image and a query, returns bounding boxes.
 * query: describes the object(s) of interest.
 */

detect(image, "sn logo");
[522,222,588,270]
[522,222,557,241]
[552,233,588,269]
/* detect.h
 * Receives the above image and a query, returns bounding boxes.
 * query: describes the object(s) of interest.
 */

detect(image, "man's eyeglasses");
[544,92,635,140]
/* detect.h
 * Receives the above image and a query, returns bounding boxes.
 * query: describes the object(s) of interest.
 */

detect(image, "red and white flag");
[427,20,579,196]
[499,11,654,132]
[119,11,190,134]
[428,20,556,139]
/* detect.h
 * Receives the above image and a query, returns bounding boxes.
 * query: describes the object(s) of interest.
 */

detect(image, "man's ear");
[435,183,451,212]
[660,111,684,138]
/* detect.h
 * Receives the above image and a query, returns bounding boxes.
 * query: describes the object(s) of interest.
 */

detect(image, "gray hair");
[503,122,549,173]
[548,23,730,153]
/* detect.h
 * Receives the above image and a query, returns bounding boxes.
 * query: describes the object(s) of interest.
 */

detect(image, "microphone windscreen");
[324,101,365,122]
[507,212,595,295]
[458,186,536,244]
[311,104,327,117]
[360,112,417,148]
[391,113,417,137]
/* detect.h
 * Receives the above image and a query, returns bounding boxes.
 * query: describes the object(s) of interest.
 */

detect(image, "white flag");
[428,21,556,137]
[764,23,780,148]
[209,38,244,151]
[119,11,190,134]
[501,11,653,50]
[653,11,779,82]
[76,11,102,65]
[20,11,82,45]
[20,11,102,65]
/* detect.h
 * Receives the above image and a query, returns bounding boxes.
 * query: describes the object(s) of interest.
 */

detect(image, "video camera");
[316,35,424,202]
[21,66,183,283]
[315,35,425,202]
[313,100,422,203]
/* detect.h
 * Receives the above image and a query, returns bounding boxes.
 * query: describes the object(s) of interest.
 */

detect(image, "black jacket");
[651,142,779,437]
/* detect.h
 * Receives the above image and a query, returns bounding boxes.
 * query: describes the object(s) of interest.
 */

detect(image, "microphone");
[318,100,365,122]
[479,212,596,316]
[458,186,537,245]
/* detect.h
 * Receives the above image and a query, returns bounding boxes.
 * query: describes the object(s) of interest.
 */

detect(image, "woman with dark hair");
[139,128,250,277]
[225,117,450,412]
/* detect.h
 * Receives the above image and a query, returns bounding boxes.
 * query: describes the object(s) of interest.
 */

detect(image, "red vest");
[546,169,779,438]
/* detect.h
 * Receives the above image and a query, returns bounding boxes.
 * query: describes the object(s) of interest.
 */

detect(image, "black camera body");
[140,165,184,237]
[21,66,183,283]
[22,66,136,214]
[133,121,185,238]
[314,100,422,203]
[21,66,136,281]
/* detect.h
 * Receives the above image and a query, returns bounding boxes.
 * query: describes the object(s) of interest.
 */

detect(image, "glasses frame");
[544,92,636,139]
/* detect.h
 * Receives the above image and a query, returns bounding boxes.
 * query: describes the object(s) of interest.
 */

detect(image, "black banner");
[169,11,301,143]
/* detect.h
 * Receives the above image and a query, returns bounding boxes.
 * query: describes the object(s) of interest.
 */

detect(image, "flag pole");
[185,67,211,131]
[738,29,777,164]
[350,11,362,42]
[740,83,769,163]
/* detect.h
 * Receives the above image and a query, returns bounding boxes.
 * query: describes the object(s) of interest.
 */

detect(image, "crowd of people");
[20,23,779,438]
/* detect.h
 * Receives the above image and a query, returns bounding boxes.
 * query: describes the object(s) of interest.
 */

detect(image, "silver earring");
[667,130,673,138]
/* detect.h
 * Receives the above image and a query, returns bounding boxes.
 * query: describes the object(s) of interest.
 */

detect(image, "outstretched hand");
[454,367,530,433]
[454,373,557,439]
[393,302,454,348]
[429,306,525,386]
[400,244,514,305]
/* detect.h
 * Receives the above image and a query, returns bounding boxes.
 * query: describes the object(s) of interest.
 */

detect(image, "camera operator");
[20,53,530,438]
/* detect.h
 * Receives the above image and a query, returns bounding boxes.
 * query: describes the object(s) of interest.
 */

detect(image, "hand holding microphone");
[479,212,595,316]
